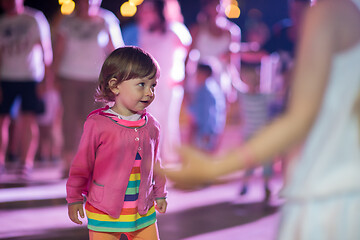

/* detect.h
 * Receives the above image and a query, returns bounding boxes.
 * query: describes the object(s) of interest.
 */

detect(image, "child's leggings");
[89,223,160,240]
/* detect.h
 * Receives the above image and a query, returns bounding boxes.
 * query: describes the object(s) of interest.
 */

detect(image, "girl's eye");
[138,83,145,87]
[151,84,157,88]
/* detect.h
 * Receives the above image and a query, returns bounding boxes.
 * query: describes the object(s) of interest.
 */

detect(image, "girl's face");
[110,77,157,116]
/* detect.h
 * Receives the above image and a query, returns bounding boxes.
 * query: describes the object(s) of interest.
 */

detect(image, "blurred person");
[6,98,21,163]
[0,0,53,178]
[237,60,275,202]
[185,0,241,104]
[187,60,226,153]
[260,0,311,93]
[242,8,270,51]
[165,0,360,238]
[237,10,278,201]
[241,0,311,71]
[239,8,269,87]
[66,46,167,240]
[122,0,191,165]
[36,76,63,164]
[263,0,311,59]
[53,0,124,177]
[240,0,312,184]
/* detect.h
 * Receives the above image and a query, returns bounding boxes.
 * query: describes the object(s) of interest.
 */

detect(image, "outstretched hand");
[163,145,218,189]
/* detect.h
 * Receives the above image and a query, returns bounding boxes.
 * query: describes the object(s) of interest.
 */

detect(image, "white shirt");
[0,7,52,82]
[57,9,124,81]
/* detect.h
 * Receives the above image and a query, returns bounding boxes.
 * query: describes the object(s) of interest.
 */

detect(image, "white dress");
[139,22,191,164]
[278,1,360,239]
[191,20,240,100]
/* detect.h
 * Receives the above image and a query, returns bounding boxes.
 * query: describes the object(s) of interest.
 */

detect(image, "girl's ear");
[109,78,119,95]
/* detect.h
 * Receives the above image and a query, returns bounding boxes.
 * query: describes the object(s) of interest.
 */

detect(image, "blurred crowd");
[0,0,308,199]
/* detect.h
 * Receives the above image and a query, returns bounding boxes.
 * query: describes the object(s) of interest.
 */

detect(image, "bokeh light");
[120,1,137,17]
[60,0,75,15]
[225,4,240,18]
[58,0,71,5]
[129,0,144,6]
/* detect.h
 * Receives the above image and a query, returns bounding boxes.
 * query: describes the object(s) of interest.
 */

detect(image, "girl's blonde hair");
[95,46,160,102]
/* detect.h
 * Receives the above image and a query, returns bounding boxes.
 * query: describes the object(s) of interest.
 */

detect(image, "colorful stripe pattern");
[86,152,156,232]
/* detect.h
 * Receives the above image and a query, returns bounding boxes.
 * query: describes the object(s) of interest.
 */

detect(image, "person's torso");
[0,8,48,81]
[139,26,186,117]
[57,10,119,80]
[283,1,360,199]
[191,78,226,133]
[139,26,180,82]
[194,25,231,60]
[239,92,271,139]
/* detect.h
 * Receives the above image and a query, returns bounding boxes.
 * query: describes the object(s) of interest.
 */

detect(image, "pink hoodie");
[66,107,167,218]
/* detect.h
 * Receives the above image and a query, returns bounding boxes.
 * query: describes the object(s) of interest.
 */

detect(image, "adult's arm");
[165,1,339,185]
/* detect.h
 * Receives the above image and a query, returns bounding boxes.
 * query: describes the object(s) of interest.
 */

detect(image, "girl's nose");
[146,87,154,97]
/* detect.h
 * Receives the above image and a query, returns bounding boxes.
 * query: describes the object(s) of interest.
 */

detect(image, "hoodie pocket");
[89,180,104,203]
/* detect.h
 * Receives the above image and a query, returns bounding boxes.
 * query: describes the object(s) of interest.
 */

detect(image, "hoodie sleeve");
[66,116,100,204]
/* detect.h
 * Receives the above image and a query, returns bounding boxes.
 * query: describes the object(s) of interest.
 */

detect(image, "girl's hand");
[164,145,218,189]
[68,203,85,225]
[155,198,167,213]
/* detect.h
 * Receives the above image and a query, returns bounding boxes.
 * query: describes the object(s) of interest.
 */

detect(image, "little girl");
[66,46,167,240]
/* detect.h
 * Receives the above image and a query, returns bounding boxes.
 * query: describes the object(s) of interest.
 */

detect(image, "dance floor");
[0,125,285,240]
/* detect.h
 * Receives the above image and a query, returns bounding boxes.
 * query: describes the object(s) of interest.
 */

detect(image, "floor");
[0,125,285,240]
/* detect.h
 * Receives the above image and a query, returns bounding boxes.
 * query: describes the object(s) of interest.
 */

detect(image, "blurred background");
[18,0,289,30]
[0,0,299,239]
